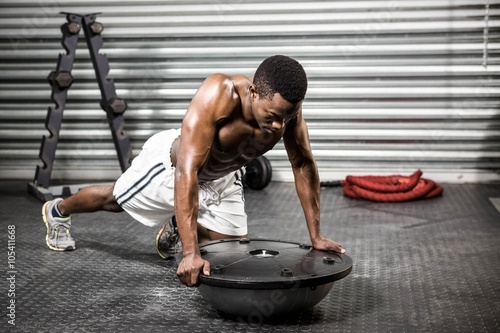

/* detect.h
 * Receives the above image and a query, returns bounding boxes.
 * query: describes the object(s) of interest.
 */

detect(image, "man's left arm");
[283,110,345,253]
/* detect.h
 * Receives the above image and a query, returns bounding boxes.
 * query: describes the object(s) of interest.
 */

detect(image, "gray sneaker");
[42,198,76,251]
[155,216,181,259]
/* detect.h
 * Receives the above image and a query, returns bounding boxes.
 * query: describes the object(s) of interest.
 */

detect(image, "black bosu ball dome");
[186,238,353,318]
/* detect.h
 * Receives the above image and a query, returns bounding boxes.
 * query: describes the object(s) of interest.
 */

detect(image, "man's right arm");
[173,74,235,287]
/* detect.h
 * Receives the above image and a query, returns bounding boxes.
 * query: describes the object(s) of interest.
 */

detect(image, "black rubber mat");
[0,180,499,332]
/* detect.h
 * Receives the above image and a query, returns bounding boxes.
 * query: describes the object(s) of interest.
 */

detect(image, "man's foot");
[42,198,76,251]
[155,216,181,259]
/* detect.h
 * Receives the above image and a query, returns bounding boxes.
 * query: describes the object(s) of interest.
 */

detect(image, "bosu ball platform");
[180,238,353,317]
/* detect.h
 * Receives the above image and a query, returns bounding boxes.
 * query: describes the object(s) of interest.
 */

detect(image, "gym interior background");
[0,1,499,332]
[1,0,499,182]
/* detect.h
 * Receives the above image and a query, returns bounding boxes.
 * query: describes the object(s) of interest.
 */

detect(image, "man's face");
[252,92,302,134]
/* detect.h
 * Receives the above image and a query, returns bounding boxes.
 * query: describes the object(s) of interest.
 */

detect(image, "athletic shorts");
[113,129,247,236]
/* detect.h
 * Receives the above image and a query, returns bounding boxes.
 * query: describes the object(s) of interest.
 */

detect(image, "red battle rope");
[341,170,443,202]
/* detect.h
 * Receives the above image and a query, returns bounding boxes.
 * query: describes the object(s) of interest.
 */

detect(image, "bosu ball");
[179,238,352,318]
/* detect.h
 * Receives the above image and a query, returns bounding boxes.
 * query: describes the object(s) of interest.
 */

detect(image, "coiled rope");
[338,170,443,202]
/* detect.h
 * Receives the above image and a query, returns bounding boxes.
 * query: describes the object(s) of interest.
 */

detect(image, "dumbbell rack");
[28,12,132,202]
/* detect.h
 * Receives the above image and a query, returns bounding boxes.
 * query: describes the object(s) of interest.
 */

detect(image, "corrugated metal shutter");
[1,0,499,184]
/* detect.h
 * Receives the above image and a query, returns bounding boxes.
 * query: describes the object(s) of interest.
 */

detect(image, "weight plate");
[245,156,273,190]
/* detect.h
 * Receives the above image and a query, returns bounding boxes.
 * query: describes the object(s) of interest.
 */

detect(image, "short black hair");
[253,55,307,103]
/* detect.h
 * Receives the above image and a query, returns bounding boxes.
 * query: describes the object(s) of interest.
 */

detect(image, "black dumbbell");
[244,156,272,190]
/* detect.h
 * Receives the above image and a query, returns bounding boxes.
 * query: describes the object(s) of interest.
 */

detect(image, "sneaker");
[155,216,181,259]
[42,198,76,251]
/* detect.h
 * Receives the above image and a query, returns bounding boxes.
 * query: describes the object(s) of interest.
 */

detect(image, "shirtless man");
[41,55,345,287]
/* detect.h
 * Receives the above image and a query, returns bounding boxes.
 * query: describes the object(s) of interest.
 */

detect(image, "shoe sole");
[42,201,76,252]
[155,223,177,260]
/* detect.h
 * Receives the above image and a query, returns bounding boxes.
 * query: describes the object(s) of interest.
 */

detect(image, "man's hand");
[176,253,211,287]
[312,235,346,254]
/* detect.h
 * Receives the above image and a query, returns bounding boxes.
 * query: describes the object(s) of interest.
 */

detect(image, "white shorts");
[113,129,247,236]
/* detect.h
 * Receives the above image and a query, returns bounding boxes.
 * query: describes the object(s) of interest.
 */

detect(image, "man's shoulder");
[189,74,249,121]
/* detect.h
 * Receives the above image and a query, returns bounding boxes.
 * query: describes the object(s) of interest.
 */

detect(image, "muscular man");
[41,55,345,287]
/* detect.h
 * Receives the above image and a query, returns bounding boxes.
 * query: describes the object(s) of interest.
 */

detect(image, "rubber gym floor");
[0,180,498,332]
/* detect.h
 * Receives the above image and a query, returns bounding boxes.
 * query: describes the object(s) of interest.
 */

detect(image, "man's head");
[253,55,308,104]
[251,55,307,133]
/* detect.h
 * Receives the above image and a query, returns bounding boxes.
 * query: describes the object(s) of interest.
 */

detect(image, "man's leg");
[58,184,123,215]
[156,170,247,259]
[156,217,246,260]
[42,184,122,251]
[196,224,246,243]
